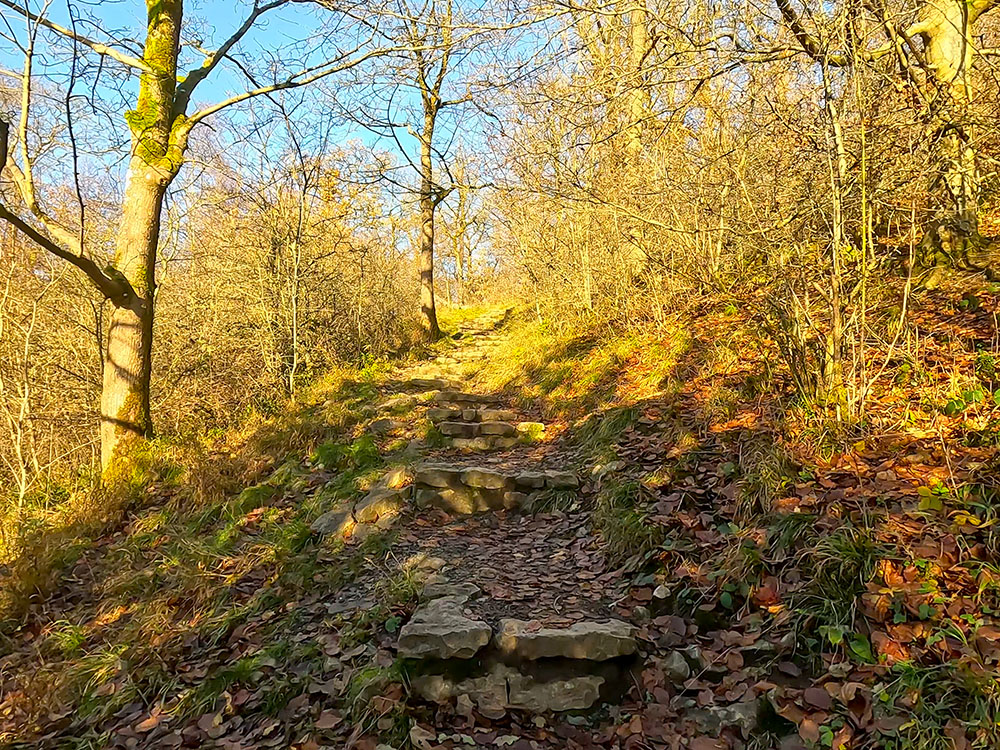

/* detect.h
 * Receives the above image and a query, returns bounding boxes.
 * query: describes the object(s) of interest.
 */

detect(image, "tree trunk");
[101,0,181,473]
[915,0,997,280]
[418,116,442,340]
[101,163,162,469]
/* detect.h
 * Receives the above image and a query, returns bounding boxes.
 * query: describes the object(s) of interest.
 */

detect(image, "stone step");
[434,390,500,405]
[426,407,521,423]
[413,465,580,514]
[399,576,637,713]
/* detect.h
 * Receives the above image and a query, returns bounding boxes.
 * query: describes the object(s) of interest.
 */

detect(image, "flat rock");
[379,465,413,490]
[397,596,491,659]
[408,378,453,391]
[507,671,604,712]
[420,581,481,602]
[515,472,547,489]
[439,421,479,438]
[354,487,406,524]
[415,486,503,514]
[426,408,462,422]
[494,619,637,661]
[460,467,509,489]
[544,470,580,489]
[415,465,463,488]
[434,391,497,404]
[479,408,519,422]
[479,422,516,436]
[368,418,404,435]
[411,664,605,713]
[310,504,352,536]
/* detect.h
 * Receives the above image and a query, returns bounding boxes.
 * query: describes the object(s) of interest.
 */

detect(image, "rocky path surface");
[314,311,642,721]
[308,312,788,750]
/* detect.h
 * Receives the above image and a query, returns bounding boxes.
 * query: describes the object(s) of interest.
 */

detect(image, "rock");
[415,465,463,488]
[369,418,404,435]
[403,553,447,573]
[462,408,478,421]
[434,391,496,404]
[662,651,691,682]
[420,581,481,602]
[310,504,351,536]
[493,619,636,661]
[515,472,547,489]
[507,672,604,712]
[439,422,479,438]
[688,700,761,737]
[503,491,529,509]
[460,467,508,489]
[408,378,452,391]
[410,664,508,707]
[354,487,406,524]
[491,437,519,450]
[516,421,545,436]
[544,471,580,489]
[379,466,413,490]
[415,486,501,514]
[452,437,493,451]
[397,596,491,659]
[411,664,604,713]
[479,421,516,436]
[426,408,461,422]
[480,408,518,422]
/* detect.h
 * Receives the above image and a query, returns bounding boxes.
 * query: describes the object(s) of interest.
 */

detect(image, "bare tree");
[0,0,388,473]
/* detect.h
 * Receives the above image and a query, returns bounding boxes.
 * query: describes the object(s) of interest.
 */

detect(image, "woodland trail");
[1,310,803,750]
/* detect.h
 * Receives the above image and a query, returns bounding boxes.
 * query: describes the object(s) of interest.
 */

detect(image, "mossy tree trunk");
[101,0,185,471]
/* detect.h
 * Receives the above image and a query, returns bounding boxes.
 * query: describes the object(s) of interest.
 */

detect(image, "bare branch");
[0,0,152,72]
[173,0,291,115]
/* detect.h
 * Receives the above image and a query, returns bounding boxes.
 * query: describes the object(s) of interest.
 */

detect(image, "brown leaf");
[135,713,161,733]
[798,718,821,743]
[803,687,833,710]
[315,710,342,730]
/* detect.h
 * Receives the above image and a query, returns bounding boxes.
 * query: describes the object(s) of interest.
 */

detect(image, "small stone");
[415,465,463,488]
[461,468,508,490]
[663,651,691,682]
[632,605,651,623]
[490,437,519,450]
[544,471,580,489]
[515,472,547,489]
[653,584,671,599]
[397,596,491,659]
[516,421,545,435]
[462,409,478,421]
[689,700,761,737]
[493,619,636,661]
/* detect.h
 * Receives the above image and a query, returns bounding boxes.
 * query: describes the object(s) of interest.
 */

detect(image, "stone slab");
[493,619,636,661]
[397,596,491,659]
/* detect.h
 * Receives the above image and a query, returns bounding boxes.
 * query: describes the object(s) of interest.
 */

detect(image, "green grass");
[593,480,665,568]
